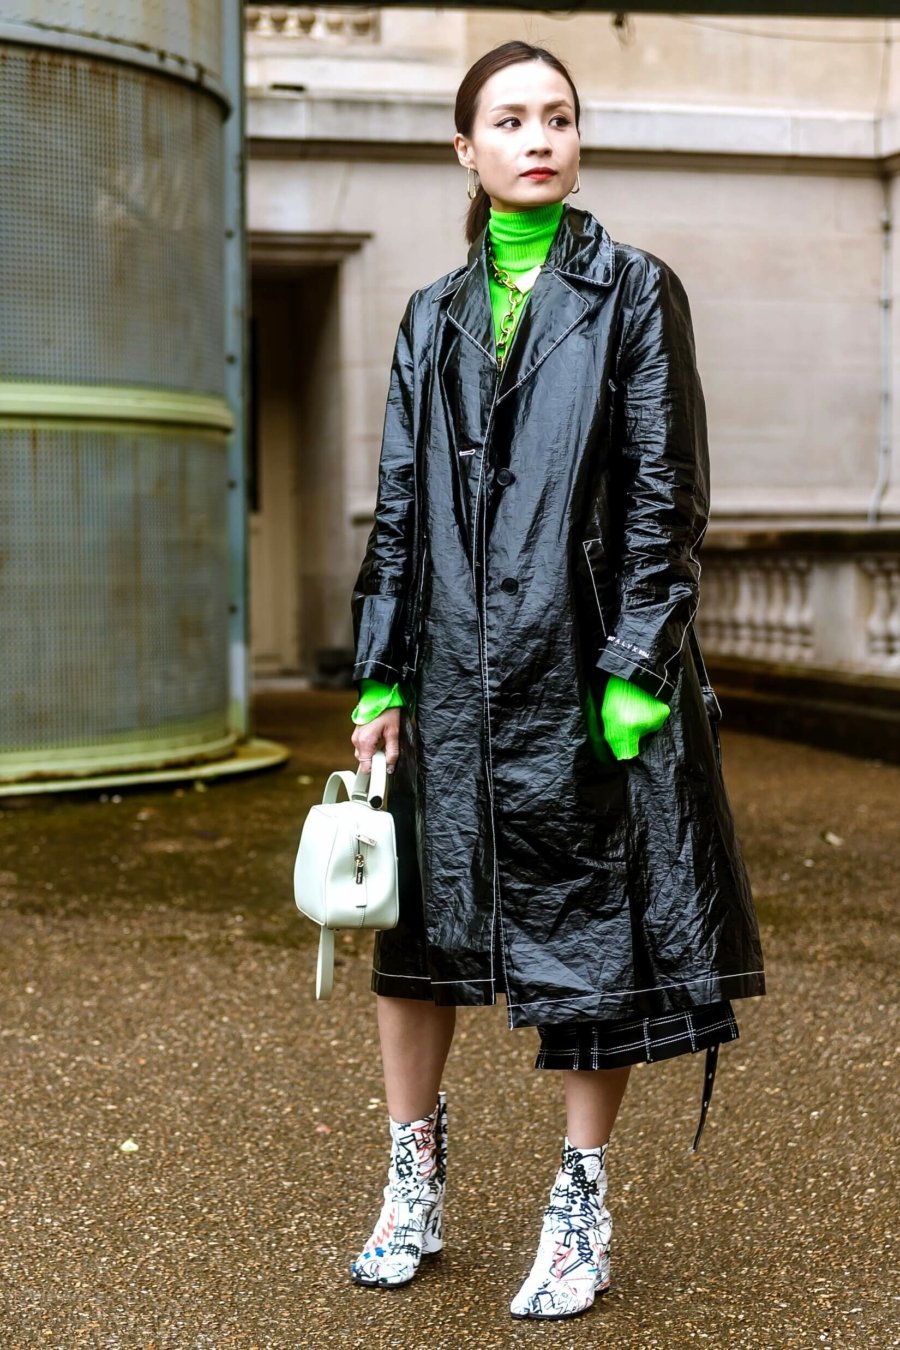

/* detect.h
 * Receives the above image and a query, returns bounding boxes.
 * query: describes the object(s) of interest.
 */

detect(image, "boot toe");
[510,1274,606,1320]
[350,1254,417,1288]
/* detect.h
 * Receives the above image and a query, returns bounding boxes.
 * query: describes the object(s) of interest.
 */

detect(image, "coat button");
[496,468,513,486]
[507,691,526,709]
[500,577,519,594]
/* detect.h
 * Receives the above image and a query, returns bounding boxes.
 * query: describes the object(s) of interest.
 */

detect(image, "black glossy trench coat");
[352,205,765,1029]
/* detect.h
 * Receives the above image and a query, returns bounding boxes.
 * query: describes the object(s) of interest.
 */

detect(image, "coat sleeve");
[351,294,419,683]
[595,257,710,704]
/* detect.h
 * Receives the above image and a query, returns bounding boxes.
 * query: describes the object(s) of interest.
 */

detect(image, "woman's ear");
[452,132,474,169]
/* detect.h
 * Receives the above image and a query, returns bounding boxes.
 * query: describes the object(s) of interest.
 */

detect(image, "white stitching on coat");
[537,1021,737,1060]
[506,971,765,1009]
[470,365,505,1000]
[496,273,589,403]
[582,539,608,639]
[658,518,709,694]
[427,976,495,985]
[371,969,429,981]
[355,659,401,678]
[447,311,495,364]
[600,649,675,693]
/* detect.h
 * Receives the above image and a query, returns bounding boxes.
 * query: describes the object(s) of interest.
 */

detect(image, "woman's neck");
[488,200,565,272]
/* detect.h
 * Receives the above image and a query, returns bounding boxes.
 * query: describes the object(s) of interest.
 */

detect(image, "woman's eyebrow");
[488,100,572,113]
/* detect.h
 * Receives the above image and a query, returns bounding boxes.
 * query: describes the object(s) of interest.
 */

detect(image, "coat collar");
[436,206,616,403]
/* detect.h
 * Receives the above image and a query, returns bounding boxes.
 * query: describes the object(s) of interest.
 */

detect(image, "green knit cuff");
[585,681,612,764]
[351,678,406,725]
[600,675,671,761]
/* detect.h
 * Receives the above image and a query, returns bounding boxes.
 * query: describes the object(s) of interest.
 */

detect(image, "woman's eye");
[497,116,572,129]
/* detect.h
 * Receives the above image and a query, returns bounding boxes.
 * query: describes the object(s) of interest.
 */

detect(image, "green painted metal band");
[0,723,238,780]
[0,383,234,432]
[0,738,289,796]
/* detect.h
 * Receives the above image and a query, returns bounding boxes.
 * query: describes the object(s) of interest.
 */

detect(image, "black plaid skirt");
[535,1000,739,1071]
[535,1004,738,1151]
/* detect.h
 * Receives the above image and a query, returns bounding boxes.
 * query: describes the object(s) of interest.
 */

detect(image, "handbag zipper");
[354,831,376,884]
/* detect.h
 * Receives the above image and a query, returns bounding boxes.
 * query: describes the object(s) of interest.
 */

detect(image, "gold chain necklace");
[485,231,531,370]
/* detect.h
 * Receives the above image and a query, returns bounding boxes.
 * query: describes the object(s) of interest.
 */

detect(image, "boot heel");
[420,1196,444,1256]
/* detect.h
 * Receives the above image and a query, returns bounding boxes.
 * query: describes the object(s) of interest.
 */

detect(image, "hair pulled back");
[454,41,582,246]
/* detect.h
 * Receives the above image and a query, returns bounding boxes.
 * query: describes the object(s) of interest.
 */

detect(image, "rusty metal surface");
[0,12,235,780]
[0,426,230,767]
[0,45,224,393]
[4,1,223,78]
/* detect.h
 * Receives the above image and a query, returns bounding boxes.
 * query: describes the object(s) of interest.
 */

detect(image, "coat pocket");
[581,536,614,639]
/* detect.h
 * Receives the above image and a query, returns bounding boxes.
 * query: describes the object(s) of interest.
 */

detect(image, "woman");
[347,41,765,1321]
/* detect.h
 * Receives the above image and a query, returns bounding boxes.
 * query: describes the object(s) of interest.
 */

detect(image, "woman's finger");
[383,722,400,774]
[351,709,400,770]
[353,729,379,771]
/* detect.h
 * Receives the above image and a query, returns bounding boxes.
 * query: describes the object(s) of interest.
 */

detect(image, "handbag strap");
[322,751,389,810]
[316,927,335,1000]
[322,770,357,804]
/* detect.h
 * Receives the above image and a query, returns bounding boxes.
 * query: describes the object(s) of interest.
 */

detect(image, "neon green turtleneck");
[351,202,670,761]
[485,200,564,351]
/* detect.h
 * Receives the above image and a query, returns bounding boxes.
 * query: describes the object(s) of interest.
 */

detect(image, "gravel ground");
[0,689,895,1350]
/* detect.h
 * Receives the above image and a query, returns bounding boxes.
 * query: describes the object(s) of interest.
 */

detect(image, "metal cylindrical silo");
[0,2,263,787]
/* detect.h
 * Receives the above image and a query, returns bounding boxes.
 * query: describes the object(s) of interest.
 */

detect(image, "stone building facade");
[245,7,900,752]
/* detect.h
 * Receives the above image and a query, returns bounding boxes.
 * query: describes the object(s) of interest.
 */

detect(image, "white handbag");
[293,750,399,1000]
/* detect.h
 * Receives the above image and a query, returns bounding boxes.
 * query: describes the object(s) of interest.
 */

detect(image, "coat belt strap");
[690,1044,719,1153]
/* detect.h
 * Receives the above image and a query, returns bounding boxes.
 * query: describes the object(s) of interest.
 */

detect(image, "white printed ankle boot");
[509,1137,612,1320]
[350,1090,448,1288]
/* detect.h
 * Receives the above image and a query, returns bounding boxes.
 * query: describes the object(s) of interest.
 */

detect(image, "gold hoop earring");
[466,166,480,201]
[570,169,581,195]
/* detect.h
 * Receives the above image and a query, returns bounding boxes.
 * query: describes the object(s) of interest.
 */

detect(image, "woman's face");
[454,60,580,213]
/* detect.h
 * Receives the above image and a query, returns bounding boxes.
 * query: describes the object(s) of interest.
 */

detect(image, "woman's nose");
[525,121,553,153]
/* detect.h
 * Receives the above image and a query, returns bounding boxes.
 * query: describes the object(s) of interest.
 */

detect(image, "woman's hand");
[352,707,401,775]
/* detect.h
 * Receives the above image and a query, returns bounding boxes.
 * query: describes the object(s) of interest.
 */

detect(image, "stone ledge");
[709,657,900,763]
[704,526,900,555]
[248,90,885,163]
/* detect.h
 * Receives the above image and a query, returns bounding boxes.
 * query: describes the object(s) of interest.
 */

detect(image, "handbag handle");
[322,769,357,804]
[322,751,389,811]
[362,750,389,810]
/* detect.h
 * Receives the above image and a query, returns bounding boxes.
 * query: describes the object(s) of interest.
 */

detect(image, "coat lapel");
[439,205,617,405]
[443,252,496,366]
[495,268,590,404]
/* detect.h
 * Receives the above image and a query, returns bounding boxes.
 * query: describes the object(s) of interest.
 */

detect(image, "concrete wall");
[466,12,894,112]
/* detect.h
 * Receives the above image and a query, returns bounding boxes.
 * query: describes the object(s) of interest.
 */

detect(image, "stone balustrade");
[697,531,900,677]
[245,6,380,42]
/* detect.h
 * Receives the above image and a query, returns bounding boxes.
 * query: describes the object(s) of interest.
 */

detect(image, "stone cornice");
[247,89,896,165]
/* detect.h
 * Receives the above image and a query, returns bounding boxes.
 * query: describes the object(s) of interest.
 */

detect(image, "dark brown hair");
[454,41,582,246]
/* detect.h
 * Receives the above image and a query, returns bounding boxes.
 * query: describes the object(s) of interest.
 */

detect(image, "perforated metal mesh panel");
[5,2,223,80]
[0,45,225,394]
[0,8,236,782]
[0,427,229,759]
